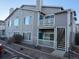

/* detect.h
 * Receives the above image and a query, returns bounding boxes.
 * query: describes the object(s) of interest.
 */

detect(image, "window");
[14,18,19,26]
[23,32,31,40]
[24,16,32,25]
[40,15,44,20]
[43,32,54,41]
[39,32,54,41]
[45,15,54,24]
[8,20,12,27]
[39,32,43,39]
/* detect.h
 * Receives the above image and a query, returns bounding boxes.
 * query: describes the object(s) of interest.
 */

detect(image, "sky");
[0,0,79,23]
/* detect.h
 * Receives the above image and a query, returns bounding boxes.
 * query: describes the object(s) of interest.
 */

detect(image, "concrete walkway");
[51,50,66,59]
[0,40,63,59]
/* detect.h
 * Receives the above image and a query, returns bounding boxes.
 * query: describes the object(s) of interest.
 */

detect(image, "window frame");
[24,16,32,25]
[14,18,19,26]
[45,15,54,24]
[23,32,31,41]
[43,32,54,41]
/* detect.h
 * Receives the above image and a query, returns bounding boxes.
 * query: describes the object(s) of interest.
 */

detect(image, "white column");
[54,27,57,49]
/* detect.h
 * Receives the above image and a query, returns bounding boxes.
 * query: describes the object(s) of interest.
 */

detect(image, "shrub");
[75,33,79,45]
[11,34,23,44]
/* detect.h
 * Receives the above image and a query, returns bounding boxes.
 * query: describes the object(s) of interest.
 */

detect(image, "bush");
[75,33,79,45]
[11,34,23,44]
[0,37,7,41]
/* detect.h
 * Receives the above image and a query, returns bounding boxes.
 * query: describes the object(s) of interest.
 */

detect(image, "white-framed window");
[43,32,54,41]
[39,32,54,41]
[14,18,19,26]
[24,16,32,25]
[40,14,44,20]
[8,20,12,27]
[45,15,54,24]
[23,32,31,40]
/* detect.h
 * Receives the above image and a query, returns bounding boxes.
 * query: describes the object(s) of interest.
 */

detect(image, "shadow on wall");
[75,33,79,45]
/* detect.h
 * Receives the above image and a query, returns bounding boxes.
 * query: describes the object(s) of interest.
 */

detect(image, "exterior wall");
[70,12,76,45]
[5,9,38,45]
[54,12,68,50]
[5,10,22,37]
[55,13,67,27]
[76,24,79,33]
[54,11,76,51]
[0,21,5,37]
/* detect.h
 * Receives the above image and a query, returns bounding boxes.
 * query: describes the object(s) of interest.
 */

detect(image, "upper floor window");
[14,18,19,26]
[24,16,32,25]
[45,15,54,24]
[40,15,44,20]
[8,20,12,27]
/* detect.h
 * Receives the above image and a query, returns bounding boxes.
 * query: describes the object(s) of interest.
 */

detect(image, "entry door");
[57,28,65,50]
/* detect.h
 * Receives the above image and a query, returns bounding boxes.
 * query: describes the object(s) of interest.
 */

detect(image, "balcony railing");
[38,39,54,48]
[39,19,54,27]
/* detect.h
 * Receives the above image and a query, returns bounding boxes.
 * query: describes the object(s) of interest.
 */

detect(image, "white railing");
[39,19,54,26]
[38,39,54,48]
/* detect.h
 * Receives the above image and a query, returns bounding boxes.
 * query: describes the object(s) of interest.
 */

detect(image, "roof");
[0,20,5,23]
[55,9,77,21]
[5,8,40,21]
[54,9,72,15]
[20,5,64,10]
[5,5,64,21]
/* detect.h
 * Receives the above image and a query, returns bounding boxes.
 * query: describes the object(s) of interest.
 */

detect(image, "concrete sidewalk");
[0,40,62,59]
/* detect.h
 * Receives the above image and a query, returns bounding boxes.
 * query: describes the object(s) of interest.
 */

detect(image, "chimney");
[9,8,14,14]
[36,0,43,11]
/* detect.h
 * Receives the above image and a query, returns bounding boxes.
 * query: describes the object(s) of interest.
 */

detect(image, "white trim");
[65,11,71,52]
[37,12,40,45]
[54,27,57,49]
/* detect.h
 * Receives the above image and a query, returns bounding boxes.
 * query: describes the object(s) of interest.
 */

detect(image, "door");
[57,28,65,50]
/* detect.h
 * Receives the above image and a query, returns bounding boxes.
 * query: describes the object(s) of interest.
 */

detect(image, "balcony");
[39,15,54,29]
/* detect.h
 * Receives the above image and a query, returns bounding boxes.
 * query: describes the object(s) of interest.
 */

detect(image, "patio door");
[57,28,65,50]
